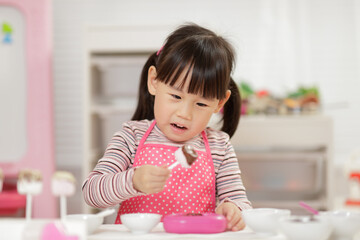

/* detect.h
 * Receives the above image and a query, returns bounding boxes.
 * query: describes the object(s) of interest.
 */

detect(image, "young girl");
[82,23,252,231]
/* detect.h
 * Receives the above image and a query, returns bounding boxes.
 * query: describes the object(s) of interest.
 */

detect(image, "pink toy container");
[163,213,227,234]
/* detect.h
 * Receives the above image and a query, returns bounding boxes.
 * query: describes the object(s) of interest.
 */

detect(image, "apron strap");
[201,130,212,160]
[201,129,216,208]
[135,120,156,156]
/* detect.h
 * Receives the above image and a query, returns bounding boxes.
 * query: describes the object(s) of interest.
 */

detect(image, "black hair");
[132,23,241,138]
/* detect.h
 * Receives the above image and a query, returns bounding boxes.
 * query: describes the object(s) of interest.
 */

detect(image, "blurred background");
[1,0,360,218]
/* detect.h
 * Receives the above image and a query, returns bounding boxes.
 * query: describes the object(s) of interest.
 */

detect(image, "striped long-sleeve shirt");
[82,119,252,211]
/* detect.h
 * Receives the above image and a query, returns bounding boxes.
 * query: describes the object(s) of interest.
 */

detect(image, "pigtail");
[221,77,241,138]
[131,52,157,121]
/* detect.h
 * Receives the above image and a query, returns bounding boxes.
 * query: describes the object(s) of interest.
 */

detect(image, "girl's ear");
[147,66,158,95]
[214,90,231,113]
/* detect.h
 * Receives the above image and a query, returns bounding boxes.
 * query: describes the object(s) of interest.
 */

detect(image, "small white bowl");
[279,215,332,240]
[66,214,103,234]
[242,208,291,234]
[120,213,161,234]
[320,210,360,240]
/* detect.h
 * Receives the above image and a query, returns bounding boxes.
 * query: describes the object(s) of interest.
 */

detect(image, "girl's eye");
[171,94,181,100]
[197,102,208,107]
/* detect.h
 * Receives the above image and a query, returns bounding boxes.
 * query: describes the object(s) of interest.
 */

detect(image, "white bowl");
[120,213,161,234]
[320,210,360,240]
[279,215,332,240]
[242,208,291,234]
[66,214,103,234]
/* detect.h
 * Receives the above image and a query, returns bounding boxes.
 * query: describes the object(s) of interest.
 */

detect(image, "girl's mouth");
[171,123,187,130]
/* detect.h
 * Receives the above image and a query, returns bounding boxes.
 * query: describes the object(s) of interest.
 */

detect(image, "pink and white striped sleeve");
[82,124,144,208]
[215,134,252,211]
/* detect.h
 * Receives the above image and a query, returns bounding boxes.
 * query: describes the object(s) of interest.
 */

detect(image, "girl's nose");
[177,103,192,120]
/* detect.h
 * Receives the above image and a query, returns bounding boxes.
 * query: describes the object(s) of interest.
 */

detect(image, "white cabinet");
[90,54,149,150]
[232,115,333,213]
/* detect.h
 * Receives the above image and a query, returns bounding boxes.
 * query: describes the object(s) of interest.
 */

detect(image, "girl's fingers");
[223,208,235,228]
[232,218,245,231]
[141,165,169,176]
[149,175,169,182]
[151,166,171,177]
[215,202,245,231]
[226,210,238,229]
[225,208,234,221]
[151,181,168,188]
[229,214,242,231]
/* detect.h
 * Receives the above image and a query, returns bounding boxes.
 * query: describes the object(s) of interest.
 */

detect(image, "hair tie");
[156,45,164,56]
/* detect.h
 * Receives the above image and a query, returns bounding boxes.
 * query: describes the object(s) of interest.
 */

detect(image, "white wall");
[53,0,360,171]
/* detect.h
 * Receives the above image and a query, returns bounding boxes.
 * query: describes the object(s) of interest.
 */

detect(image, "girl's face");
[147,66,230,143]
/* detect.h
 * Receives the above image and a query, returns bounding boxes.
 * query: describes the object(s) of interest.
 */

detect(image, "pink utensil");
[299,201,319,215]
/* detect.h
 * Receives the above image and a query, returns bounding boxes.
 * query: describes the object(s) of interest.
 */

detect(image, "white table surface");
[0,218,285,240]
[88,223,286,240]
[6,219,360,240]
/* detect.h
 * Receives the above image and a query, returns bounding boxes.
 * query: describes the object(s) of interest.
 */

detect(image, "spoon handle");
[168,162,179,170]
[299,201,319,215]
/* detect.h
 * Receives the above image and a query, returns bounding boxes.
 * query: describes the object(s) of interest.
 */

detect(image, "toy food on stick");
[17,169,43,220]
[17,169,43,195]
[52,171,76,196]
[169,145,198,169]
[52,171,76,220]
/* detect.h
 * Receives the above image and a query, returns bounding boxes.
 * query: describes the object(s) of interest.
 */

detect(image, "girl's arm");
[215,136,252,211]
[82,124,144,208]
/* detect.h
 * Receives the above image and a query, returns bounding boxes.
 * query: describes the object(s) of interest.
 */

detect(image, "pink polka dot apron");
[115,120,216,223]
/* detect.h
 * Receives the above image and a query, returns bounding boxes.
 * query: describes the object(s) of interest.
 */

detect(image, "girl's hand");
[133,165,171,194]
[215,201,245,231]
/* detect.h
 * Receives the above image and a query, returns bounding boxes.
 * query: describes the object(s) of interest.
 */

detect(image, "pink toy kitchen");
[0,0,55,218]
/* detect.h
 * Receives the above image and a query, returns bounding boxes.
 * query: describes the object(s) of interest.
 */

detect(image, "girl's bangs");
[158,52,228,100]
